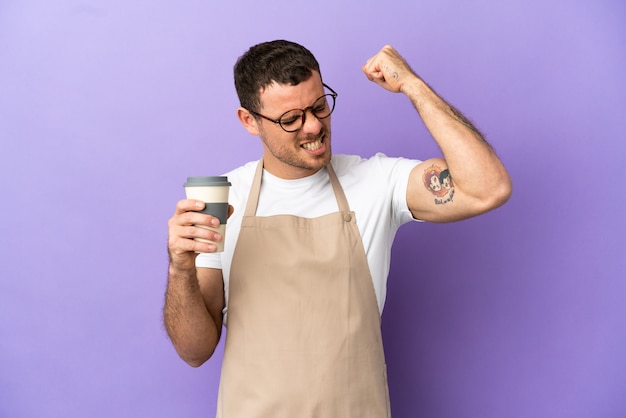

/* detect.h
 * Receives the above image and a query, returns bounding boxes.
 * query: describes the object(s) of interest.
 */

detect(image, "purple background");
[1,0,625,417]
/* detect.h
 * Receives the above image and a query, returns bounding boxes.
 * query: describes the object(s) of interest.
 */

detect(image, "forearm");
[403,77,511,204]
[163,265,221,367]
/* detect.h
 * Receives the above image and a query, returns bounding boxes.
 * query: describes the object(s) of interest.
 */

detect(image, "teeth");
[302,139,323,151]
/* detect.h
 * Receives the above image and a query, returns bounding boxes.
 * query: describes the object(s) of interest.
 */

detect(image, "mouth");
[301,136,325,152]
[301,139,323,151]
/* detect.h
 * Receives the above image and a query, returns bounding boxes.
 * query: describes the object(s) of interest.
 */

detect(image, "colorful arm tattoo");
[423,164,455,205]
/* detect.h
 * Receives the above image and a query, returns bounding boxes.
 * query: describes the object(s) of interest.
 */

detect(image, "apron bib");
[217,160,390,418]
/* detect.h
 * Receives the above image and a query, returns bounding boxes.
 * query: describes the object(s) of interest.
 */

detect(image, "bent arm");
[163,198,229,367]
[362,45,512,222]
[404,77,511,222]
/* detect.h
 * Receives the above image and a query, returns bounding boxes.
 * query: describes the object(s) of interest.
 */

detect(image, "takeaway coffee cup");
[184,176,231,252]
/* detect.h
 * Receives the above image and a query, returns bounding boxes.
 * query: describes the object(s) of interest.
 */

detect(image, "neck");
[261,154,329,180]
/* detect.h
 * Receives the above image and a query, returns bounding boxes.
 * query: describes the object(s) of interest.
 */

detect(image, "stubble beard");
[262,128,332,174]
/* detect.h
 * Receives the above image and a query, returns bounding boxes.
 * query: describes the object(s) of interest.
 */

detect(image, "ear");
[237,107,260,136]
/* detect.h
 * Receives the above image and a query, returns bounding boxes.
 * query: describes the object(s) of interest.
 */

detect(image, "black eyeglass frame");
[247,83,338,133]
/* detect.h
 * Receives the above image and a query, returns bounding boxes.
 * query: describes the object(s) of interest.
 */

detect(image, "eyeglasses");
[248,83,337,133]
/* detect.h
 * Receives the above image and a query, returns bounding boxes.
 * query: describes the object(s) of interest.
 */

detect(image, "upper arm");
[406,157,506,223]
[196,267,225,333]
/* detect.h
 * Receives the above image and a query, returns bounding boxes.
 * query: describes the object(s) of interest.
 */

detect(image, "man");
[165,40,511,417]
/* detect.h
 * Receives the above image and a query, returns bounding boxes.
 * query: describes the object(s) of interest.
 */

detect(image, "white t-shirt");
[196,153,421,316]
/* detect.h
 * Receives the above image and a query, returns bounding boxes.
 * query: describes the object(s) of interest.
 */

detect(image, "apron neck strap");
[327,162,350,213]
[243,158,351,217]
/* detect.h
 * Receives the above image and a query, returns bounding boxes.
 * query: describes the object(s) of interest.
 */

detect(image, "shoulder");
[332,153,422,223]
[222,160,259,194]
[331,153,421,180]
[223,160,259,181]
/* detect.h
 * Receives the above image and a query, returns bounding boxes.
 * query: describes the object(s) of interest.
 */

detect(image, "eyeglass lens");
[279,94,335,132]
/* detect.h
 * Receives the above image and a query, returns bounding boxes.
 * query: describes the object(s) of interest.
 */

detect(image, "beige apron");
[216,160,391,418]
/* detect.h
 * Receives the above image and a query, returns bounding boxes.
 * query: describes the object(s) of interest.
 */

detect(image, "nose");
[300,109,324,134]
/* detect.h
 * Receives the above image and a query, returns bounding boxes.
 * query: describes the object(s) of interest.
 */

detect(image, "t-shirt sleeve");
[372,152,423,225]
[195,251,222,269]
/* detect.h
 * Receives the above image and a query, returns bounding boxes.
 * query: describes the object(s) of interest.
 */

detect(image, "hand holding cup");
[183,176,231,253]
